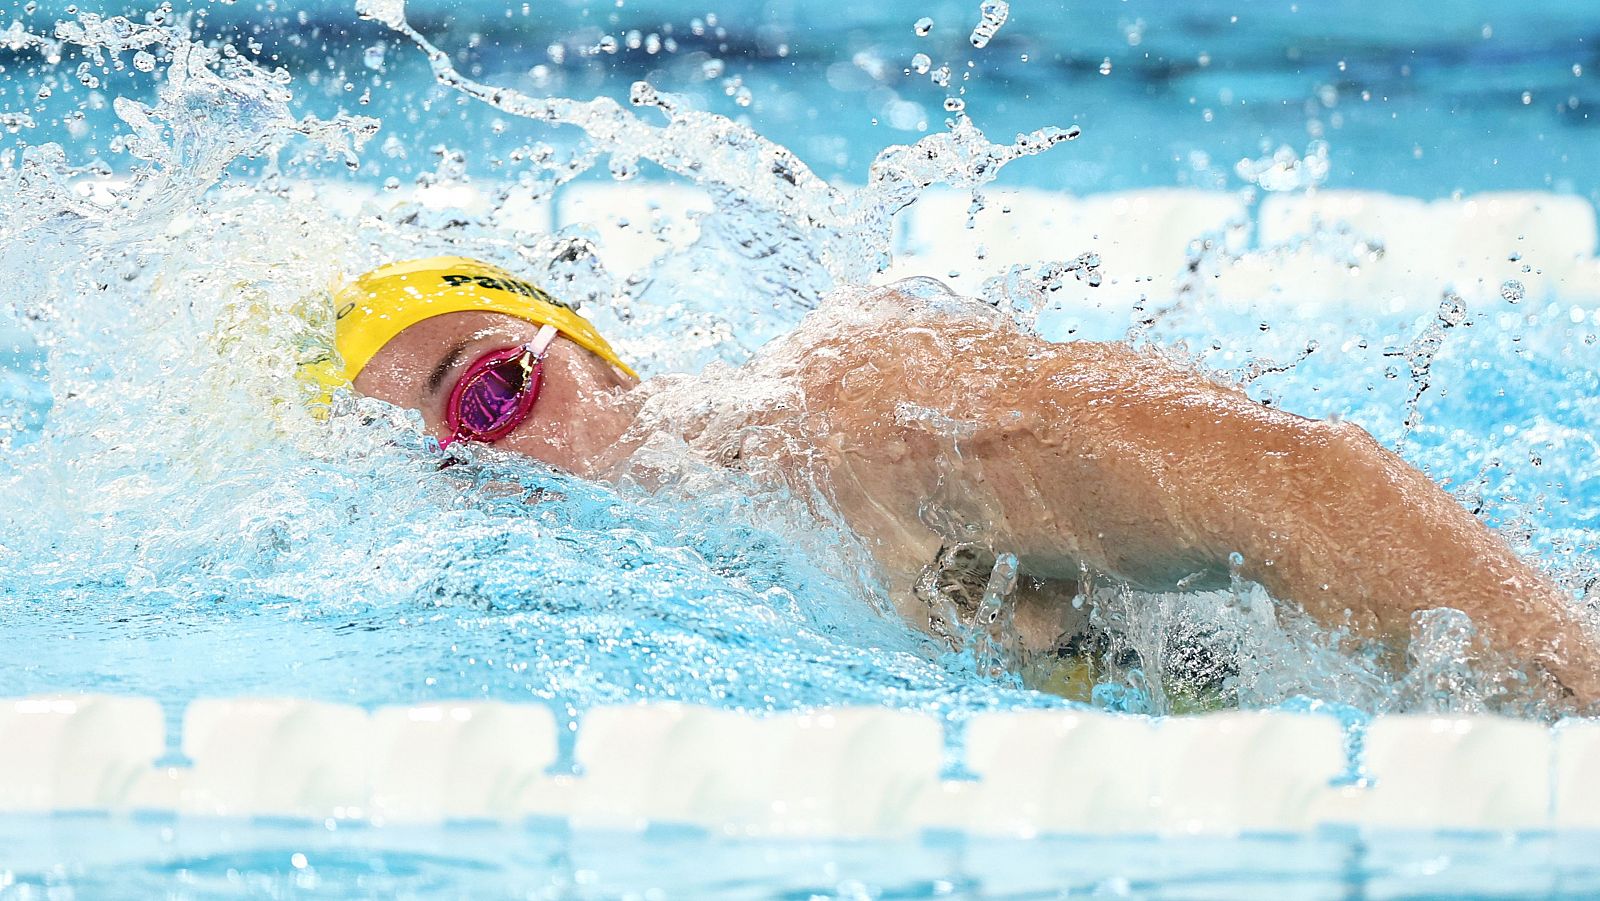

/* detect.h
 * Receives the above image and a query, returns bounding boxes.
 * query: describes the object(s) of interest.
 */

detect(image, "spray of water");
[0,2,1592,724]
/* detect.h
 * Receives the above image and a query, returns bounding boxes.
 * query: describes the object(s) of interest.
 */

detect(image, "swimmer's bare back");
[686,284,1600,704]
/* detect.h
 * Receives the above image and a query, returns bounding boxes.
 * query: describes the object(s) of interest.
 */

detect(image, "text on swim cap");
[440,273,574,310]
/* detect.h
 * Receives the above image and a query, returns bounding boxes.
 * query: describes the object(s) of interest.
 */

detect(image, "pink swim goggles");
[442,324,559,448]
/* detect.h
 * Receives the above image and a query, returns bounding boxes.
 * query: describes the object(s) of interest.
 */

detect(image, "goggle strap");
[529,323,559,359]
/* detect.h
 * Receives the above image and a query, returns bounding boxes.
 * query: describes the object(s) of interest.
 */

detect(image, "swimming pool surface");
[2,0,1599,896]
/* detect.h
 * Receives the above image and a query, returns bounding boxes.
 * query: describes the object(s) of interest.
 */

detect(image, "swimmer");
[310,256,1600,706]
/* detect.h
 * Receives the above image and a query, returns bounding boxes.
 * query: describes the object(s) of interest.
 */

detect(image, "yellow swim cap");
[301,256,636,404]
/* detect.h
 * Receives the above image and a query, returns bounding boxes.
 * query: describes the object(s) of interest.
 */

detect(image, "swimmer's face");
[353,310,641,475]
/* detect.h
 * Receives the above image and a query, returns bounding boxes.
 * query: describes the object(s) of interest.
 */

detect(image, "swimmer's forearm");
[1225,418,1599,698]
[995,376,1598,700]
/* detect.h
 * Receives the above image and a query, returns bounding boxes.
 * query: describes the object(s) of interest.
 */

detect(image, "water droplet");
[968,0,1009,48]
[930,64,951,87]
[363,43,386,71]
[383,176,400,191]
[910,53,931,75]
[701,58,724,79]
[943,96,965,112]
[1098,57,1112,75]
[1521,91,1532,105]
[733,85,753,107]
[914,16,934,37]
[355,0,407,29]
[1500,279,1525,303]
[1438,293,1467,326]
[1574,64,1584,77]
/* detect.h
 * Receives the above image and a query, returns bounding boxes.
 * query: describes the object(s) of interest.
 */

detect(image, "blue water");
[6,0,1600,197]
[4,816,1600,899]
[3,0,1600,896]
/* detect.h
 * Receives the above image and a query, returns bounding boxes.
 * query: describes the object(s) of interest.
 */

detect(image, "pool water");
[2,0,1599,896]
[5,816,1600,899]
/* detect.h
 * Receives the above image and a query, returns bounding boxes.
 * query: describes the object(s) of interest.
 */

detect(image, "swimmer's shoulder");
[802,278,1009,339]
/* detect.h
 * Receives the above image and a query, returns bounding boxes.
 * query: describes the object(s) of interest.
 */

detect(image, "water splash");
[0,2,1593,724]
[968,0,1010,49]
[3,13,375,253]
[1382,291,1469,447]
[358,0,1076,353]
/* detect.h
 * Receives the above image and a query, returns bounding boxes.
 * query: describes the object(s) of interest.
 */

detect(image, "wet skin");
[354,310,643,475]
[353,289,1600,706]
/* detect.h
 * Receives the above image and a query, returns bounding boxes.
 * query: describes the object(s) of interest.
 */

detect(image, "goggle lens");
[446,348,543,444]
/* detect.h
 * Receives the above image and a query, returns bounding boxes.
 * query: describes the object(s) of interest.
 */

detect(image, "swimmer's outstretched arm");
[789,300,1599,703]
